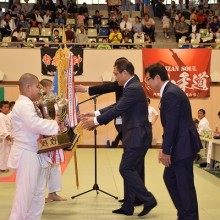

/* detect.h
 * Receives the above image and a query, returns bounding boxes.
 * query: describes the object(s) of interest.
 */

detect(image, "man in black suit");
[145,63,202,220]
[81,59,157,216]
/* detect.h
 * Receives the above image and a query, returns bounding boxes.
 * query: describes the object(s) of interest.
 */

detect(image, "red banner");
[142,48,211,98]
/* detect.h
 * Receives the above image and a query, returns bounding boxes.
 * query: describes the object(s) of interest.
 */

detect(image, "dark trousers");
[120,147,155,213]
[163,157,199,220]
[175,32,188,43]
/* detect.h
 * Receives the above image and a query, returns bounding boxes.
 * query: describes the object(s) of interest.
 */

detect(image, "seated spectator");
[16,14,30,30]
[197,39,206,48]
[120,15,133,39]
[109,8,121,22]
[43,9,54,29]
[22,0,33,17]
[89,40,97,49]
[12,24,26,42]
[209,16,220,39]
[109,26,122,48]
[67,0,78,19]
[30,8,44,33]
[76,25,88,46]
[0,13,16,38]
[175,15,189,43]
[97,37,111,49]
[42,0,56,14]
[144,34,152,48]
[55,13,65,28]
[65,24,75,42]
[109,16,119,31]
[11,5,20,23]
[197,8,207,29]
[182,37,192,48]
[55,0,67,18]
[162,11,171,38]
[33,0,42,11]
[51,29,62,42]
[173,10,182,28]
[142,13,155,42]
[93,10,101,33]
[189,19,200,40]
[206,9,214,26]
[133,16,144,40]
[11,0,22,12]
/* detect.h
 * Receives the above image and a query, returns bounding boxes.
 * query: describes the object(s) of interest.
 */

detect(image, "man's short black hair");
[145,63,169,81]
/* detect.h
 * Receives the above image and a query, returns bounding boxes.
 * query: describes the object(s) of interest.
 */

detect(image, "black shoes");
[118,199,143,206]
[112,208,133,216]
[138,200,157,217]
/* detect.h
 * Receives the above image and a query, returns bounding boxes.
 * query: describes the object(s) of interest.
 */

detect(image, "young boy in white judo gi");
[7,73,59,220]
[40,79,67,202]
[0,101,12,172]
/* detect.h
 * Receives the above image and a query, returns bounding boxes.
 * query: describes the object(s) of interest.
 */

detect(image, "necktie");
[124,22,127,29]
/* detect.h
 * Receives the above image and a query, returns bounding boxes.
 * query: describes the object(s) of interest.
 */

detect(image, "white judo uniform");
[0,112,11,170]
[7,95,59,220]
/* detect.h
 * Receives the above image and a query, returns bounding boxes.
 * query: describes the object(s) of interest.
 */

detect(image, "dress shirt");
[160,80,169,98]
[94,76,134,125]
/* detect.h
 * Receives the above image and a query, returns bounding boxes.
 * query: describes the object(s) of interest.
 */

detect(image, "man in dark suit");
[81,59,157,216]
[145,63,202,220]
[75,59,145,206]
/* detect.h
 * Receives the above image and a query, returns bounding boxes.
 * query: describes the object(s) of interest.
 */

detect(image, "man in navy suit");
[75,59,145,206]
[81,59,157,216]
[145,63,202,220]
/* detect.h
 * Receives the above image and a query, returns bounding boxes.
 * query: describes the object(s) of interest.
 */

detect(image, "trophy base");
[38,128,79,153]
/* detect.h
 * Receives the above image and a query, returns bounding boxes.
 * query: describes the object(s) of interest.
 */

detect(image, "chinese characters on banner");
[41,48,83,76]
[142,48,211,98]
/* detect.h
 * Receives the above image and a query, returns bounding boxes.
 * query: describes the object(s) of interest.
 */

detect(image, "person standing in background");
[0,101,12,173]
[40,79,67,203]
[197,109,211,134]
[147,98,158,146]
[145,63,202,220]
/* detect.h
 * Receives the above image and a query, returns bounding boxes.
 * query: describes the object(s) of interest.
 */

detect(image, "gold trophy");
[37,92,78,153]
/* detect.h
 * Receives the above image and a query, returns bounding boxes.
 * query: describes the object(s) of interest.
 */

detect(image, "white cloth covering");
[48,163,62,193]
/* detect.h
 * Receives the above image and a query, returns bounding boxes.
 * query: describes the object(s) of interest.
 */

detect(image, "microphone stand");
[71,94,118,200]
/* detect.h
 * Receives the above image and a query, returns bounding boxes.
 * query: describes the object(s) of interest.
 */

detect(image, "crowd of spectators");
[0,0,220,49]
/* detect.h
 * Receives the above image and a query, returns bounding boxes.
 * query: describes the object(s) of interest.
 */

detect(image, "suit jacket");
[160,82,202,162]
[188,24,200,34]
[88,74,140,102]
[89,81,123,102]
[97,77,151,149]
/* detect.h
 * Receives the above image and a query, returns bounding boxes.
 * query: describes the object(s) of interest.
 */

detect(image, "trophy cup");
[37,92,77,153]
